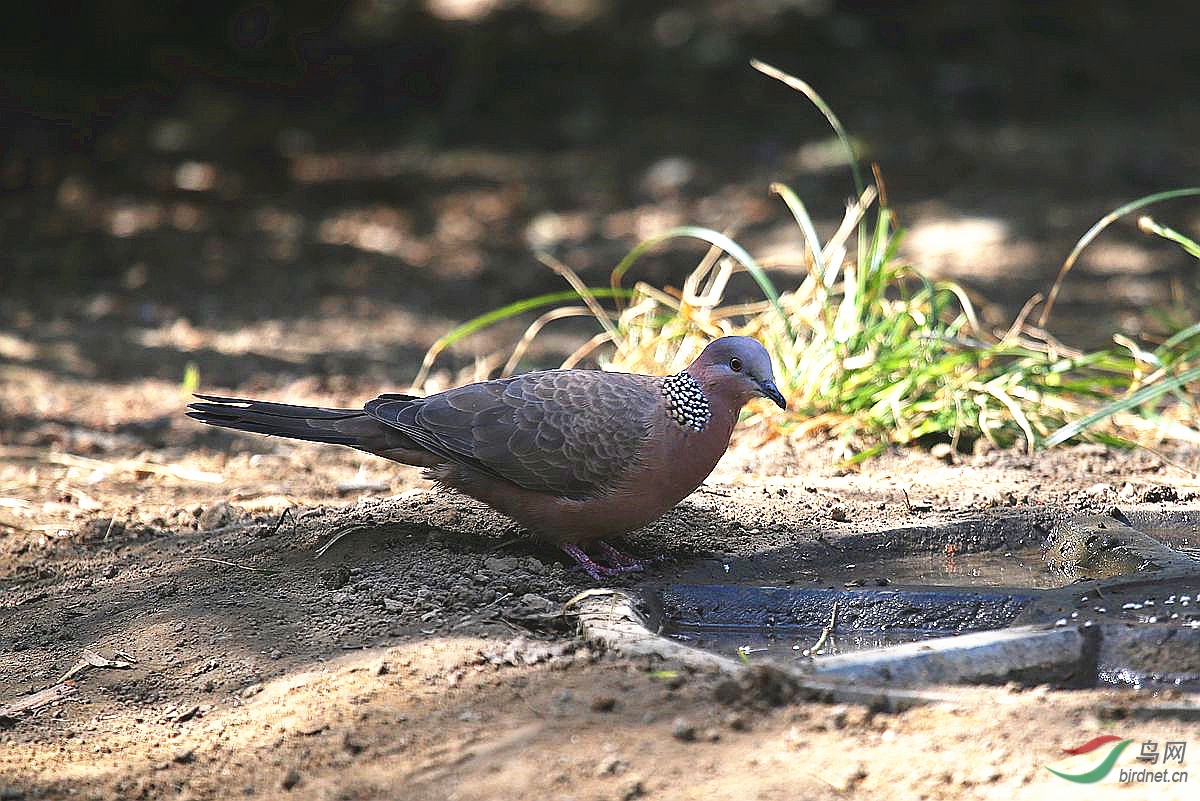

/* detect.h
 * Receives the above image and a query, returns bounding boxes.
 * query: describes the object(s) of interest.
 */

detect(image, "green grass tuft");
[414,63,1200,457]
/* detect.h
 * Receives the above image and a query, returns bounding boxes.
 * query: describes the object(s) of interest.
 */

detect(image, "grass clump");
[414,62,1200,458]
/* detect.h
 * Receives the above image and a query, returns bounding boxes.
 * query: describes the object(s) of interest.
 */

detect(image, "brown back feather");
[365,371,657,500]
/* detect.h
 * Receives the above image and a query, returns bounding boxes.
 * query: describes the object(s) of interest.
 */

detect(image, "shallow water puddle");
[1135,520,1200,551]
[821,546,1054,589]
[651,510,1200,690]
[668,626,943,661]
[661,582,1039,661]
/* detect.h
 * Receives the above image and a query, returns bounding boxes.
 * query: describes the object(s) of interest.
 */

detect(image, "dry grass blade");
[608,225,793,341]
[561,332,615,369]
[409,287,634,390]
[979,381,1037,454]
[823,185,878,265]
[681,247,734,309]
[501,306,597,376]
[771,182,829,284]
[535,252,623,348]
[937,280,983,335]
[1001,293,1045,344]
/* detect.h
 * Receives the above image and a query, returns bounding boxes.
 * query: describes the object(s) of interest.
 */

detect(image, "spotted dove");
[187,336,785,579]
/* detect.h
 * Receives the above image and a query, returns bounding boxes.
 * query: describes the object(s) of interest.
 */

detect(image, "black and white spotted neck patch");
[661,372,711,432]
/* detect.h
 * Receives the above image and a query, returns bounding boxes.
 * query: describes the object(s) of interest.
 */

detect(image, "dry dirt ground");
[3,363,1200,800]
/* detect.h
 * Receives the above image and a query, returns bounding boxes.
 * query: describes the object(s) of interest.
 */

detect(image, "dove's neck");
[661,371,712,432]
[681,368,747,443]
[688,366,756,416]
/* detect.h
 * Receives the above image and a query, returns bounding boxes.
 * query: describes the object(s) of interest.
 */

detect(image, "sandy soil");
[3,366,1200,800]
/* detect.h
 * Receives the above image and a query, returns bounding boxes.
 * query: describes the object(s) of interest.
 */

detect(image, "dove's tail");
[186,394,385,448]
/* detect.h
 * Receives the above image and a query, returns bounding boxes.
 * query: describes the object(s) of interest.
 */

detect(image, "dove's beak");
[757,380,787,410]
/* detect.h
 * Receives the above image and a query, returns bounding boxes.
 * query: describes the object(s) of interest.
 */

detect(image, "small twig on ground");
[336,479,392,495]
[190,556,282,575]
[480,592,514,612]
[315,524,372,558]
[902,489,932,513]
[58,648,136,683]
[102,516,119,542]
[266,506,297,537]
[491,535,522,550]
[804,599,840,657]
[200,508,296,538]
[0,683,76,722]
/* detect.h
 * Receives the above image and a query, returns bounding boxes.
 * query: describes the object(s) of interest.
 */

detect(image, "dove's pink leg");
[560,543,645,579]
[594,540,658,571]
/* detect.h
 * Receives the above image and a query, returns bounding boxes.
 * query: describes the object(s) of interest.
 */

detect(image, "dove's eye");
[729,357,743,372]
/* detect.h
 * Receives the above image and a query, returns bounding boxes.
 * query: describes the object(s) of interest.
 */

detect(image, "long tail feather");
[187,394,375,447]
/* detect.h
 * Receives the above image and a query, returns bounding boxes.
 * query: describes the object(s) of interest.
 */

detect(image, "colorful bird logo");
[1045,735,1134,783]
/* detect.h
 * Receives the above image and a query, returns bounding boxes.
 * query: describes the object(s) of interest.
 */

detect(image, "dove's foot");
[560,543,653,580]
[595,540,663,571]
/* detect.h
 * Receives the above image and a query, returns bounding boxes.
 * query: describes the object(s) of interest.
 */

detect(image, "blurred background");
[1,0,1198,400]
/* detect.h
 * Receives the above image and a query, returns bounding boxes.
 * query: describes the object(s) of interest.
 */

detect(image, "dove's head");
[687,336,786,410]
